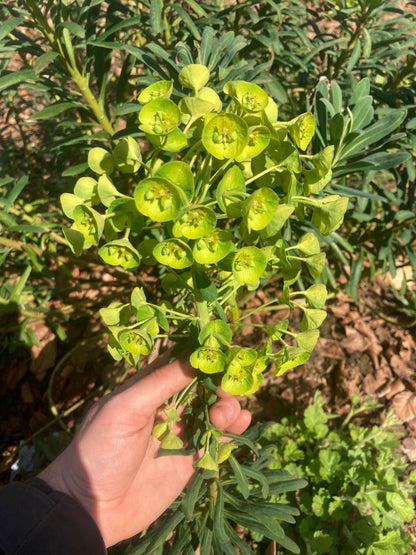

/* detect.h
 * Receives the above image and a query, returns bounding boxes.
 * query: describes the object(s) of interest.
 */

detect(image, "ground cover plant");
[255,394,416,555]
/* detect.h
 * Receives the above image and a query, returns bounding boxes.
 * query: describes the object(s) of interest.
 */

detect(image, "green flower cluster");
[61,63,348,398]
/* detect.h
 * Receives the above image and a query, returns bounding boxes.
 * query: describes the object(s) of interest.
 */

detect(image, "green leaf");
[179,64,210,92]
[62,227,85,256]
[300,309,327,331]
[149,0,163,34]
[305,252,326,279]
[199,319,232,348]
[32,102,77,120]
[112,137,141,174]
[194,269,218,302]
[297,232,320,255]
[305,283,328,309]
[296,329,320,351]
[385,492,415,522]
[229,455,250,499]
[0,69,38,91]
[273,347,310,375]
[88,147,114,175]
[216,165,246,216]
[0,17,24,41]
[340,109,407,159]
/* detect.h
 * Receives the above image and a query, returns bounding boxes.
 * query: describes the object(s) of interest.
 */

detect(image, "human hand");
[39,359,251,547]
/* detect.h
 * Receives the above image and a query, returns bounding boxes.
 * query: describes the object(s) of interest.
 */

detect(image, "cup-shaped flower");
[243,187,280,231]
[88,147,114,175]
[192,229,233,265]
[153,239,193,269]
[235,125,271,162]
[73,204,104,244]
[138,80,173,104]
[232,246,267,285]
[134,177,183,222]
[139,98,181,135]
[190,347,227,374]
[154,161,194,201]
[172,206,216,240]
[112,137,142,174]
[118,328,153,356]
[221,369,254,396]
[179,64,210,92]
[288,112,315,151]
[223,81,269,113]
[226,346,258,376]
[146,128,188,152]
[202,114,249,160]
[99,239,141,270]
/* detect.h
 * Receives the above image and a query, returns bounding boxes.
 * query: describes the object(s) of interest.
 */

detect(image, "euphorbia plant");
[61,63,348,550]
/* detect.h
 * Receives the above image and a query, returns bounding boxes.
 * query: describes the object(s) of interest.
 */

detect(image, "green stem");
[24,1,115,137]
[191,266,210,330]
[245,162,285,186]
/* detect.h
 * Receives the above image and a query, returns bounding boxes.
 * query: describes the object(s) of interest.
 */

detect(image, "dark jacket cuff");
[0,477,106,554]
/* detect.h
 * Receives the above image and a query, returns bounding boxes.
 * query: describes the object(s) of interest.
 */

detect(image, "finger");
[115,358,195,416]
[223,409,251,435]
[209,397,242,431]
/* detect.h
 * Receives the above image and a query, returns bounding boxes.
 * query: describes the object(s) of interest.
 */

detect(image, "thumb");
[115,358,195,417]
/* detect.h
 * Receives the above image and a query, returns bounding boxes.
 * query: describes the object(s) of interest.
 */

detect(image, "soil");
[1,271,415,478]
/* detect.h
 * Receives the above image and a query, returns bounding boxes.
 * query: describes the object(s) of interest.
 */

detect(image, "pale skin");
[39,359,251,547]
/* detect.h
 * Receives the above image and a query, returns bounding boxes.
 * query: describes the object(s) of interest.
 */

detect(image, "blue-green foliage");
[256,394,415,554]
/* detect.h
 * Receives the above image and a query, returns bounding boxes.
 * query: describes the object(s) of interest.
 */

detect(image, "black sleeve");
[0,477,106,554]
